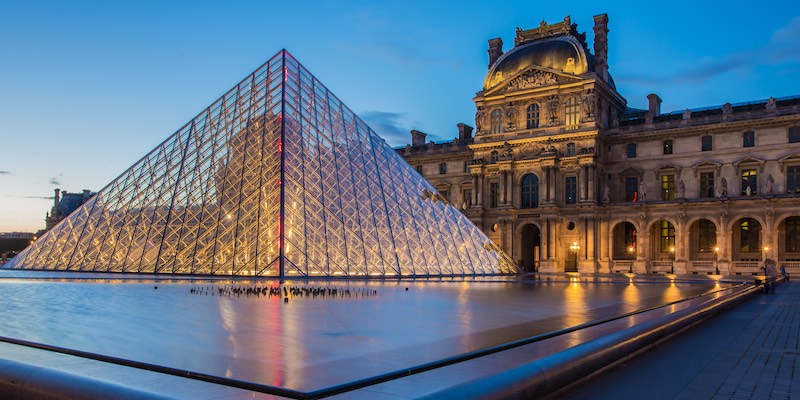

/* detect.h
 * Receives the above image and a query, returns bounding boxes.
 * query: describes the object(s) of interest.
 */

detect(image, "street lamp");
[713,246,720,275]
[627,245,635,273]
[669,246,676,274]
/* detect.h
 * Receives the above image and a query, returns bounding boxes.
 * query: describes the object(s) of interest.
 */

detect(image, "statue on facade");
[718,177,729,197]
[501,142,513,158]
[722,102,733,115]
[764,174,775,194]
[682,109,692,119]
[601,183,611,204]
[638,180,647,202]
[505,106,517,131]
[745,185,752,196]
[546,95,560,126]
[677,180,685,199]
[766,97,777,110]
[582,89,596,121]
[475,107,484,133]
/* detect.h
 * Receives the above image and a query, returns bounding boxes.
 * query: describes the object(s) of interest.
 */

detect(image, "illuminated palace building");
[401,15,800,275]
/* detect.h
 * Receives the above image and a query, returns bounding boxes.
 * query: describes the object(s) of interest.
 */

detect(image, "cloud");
[0,170,10,175]
[619,16,800,87]
[3,194,54,200]
[360,111,414,146]
[48,177,61,185]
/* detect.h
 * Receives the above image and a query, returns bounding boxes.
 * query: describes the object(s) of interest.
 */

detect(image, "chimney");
[592,14,609,81]
[411,129,427,146]
[647,93,662,116]
[53,188,60,208]
[457,123,473,141]
[83,189,91,200]
[487,38,503,68]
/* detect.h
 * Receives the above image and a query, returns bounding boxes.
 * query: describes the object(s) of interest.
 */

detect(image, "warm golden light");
[713,246,719,253]
[669,246,675,253]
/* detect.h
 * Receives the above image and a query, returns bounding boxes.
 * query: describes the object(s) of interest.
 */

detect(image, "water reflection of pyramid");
[7,50,516,277]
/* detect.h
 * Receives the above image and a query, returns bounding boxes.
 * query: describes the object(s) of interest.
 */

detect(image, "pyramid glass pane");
[6,50,517,277]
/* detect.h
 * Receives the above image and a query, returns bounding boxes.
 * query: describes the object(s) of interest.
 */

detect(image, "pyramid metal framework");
[7,51,517,277]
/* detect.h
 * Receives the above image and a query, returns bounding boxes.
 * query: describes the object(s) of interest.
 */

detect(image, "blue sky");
[1,0,799,232]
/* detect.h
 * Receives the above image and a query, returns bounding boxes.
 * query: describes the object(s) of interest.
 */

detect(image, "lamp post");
[627,245,635,273]
[669,246,675,274]
[713,246,720,275]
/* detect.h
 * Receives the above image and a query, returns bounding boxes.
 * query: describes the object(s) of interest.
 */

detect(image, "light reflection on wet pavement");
[0,271,721,392]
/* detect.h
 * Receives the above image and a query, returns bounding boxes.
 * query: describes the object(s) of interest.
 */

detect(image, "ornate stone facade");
[399,14,800,276]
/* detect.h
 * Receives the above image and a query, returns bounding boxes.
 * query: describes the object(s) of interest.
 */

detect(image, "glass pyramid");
[6,50,516,277]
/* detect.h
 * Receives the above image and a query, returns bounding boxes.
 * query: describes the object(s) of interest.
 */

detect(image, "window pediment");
[692,160,722,177]
[778,153,800,171]
[733,156,765,172]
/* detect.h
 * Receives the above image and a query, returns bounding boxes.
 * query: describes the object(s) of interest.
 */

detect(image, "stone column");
[472,174,479,206]
[476,176,483,207]
[588,165,596,202]
[544,167,551,203]
[500,171,507,205]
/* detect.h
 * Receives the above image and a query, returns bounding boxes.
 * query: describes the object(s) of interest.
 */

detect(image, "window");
[463,160,469,173]
[565,97,580,127]
[788,166,800,194]
[790,127,800,143]
[786,217,800,253]
[490,151,499,163]
[663,140,673,155]
[416,165,423,175]
[438,190,449,202]
[489,182,500,208]
[661,174,675,200]
[625,177,639,202]
[520,174,539,209]
[490,109,503,134]
[439,162,447,175]
[660,220,675,252]
[462,189,472,209]
[739,218,760,253]
[701,135,713,151]
[566,142,576,156]
[743,131,755,148]
[526,104,540,129]
[565,176,577,204]
[741,169,757,195]
[627,143,637,158]
[700,172,715,198]
[698,220,716,253]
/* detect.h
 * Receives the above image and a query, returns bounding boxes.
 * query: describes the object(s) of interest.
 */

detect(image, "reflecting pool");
[0,270,721,392]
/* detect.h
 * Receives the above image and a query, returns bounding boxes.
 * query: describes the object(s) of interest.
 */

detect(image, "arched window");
[739,218,761,253]
[565,97,580,127]
[521,174,539,208]
[490,109,503,134]
[526,104,540,129]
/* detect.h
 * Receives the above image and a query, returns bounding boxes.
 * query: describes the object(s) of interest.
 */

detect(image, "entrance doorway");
[520,224,541,272]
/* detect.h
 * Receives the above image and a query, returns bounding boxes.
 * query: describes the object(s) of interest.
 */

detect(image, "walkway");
[556,282,800,400]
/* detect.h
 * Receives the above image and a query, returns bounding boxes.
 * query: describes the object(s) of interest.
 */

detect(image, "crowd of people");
[189,284,378,299]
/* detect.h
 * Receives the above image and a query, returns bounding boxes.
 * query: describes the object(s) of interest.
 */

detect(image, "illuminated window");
[490,109,503,134]
[787,166,800,194]
[489,182,500,208]
[663,139,673,155]
[627,143,637,158]
[700,172,715,198]
[521,174,539,208]
[625,177,638,202]
[526,104,540,129]
[743,131,755,147]
[701,135,713,151]
[661,174,675,200]
[739,218,760,253]
[660,220,675,252]
[565,97,580,127]
[565,176,577,204]
[741,169,757,195]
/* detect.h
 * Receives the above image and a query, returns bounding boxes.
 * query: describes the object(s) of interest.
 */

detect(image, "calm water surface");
[0,270,720,391]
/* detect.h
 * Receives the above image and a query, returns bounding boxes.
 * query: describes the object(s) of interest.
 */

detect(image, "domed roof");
[483,35,591,91]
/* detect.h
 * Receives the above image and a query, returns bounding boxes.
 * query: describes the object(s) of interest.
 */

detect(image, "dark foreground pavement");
[556,282,800,400]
